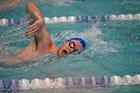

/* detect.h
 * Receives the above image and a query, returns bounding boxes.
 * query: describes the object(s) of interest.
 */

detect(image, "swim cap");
[69,38,86,48]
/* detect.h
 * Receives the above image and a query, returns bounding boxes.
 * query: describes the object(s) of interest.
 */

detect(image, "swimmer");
[7,2,86,62]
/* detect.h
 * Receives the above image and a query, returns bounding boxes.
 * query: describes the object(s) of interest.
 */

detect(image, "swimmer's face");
[57,40,83,56]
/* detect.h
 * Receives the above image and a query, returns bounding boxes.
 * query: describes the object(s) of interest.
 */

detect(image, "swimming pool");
[0,0,140,92]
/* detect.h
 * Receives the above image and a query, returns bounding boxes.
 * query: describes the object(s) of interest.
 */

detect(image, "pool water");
[0,0,140,92]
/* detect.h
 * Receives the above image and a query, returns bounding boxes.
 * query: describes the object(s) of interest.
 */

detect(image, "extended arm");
[25,2,44,40]
[25,2,54,49]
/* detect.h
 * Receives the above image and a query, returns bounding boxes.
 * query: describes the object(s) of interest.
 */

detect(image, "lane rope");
[0,74,140,91]
[0,14,140,26]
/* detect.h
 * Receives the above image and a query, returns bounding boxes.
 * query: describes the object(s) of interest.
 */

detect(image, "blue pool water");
[0,0,140,92]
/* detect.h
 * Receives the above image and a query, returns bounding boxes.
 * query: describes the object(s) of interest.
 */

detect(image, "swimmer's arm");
[1,54,18,63]
[5,48,27,63]
[6,55,20,63]
[26,2,55,47]
[25,2,55,50]
[25,2,45,40]
[6,44,33,63]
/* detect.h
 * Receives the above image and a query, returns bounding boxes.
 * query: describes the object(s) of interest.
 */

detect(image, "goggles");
[68,40,78,53]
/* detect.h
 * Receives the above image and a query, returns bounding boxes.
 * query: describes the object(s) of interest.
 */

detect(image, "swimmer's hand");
[25,18,44,38]
[25,2,44,38]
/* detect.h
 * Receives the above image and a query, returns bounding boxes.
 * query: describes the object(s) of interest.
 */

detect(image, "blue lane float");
[8,18,15,26]
[100,15,110,22]
[8,18,26,26]
[76,16,98,23]
[76,15,109,23]
[0,80,18,91]
[0,75,140,91]
[0,14,140,26]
